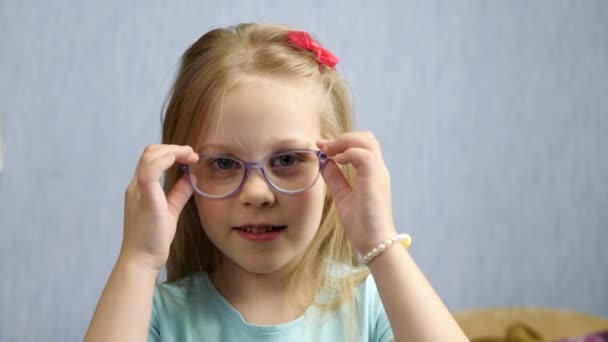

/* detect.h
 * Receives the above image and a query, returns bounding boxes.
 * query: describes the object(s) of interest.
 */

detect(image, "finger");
[316,139,330,150]
[319,131,380,157]
[137,145,198,183]
[129,145,198,199]
[137,152,199,198]
[331,147,375,175]
[137,144,174,164]
[138,144,196,167]
[321,160,352,202]
[166,173,194,218]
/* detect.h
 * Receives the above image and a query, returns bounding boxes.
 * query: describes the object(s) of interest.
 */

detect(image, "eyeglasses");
[181,149,329,199]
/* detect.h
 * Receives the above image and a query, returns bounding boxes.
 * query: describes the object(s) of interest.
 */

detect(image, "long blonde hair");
[161,23,368,313]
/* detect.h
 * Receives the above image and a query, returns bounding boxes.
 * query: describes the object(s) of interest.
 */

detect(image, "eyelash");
[207,152,304,168]
[208,157,240,170]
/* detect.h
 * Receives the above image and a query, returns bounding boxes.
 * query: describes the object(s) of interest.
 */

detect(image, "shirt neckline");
[200,272,307,336]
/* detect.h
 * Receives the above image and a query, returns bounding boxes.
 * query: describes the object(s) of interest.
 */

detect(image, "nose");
[238,168,275,207]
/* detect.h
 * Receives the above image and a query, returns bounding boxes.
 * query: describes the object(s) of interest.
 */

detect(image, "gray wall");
[1,0,607,340]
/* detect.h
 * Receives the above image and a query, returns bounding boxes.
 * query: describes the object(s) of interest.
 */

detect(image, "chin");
[241,259,292,275]
[226,252,300,276]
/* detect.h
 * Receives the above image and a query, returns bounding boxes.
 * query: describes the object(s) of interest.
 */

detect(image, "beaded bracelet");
[360,233,412,265]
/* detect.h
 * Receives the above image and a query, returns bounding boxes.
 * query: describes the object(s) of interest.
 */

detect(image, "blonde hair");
[161,23,368,316]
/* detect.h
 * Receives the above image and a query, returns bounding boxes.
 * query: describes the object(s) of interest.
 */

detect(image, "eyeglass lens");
[189,150,322,197]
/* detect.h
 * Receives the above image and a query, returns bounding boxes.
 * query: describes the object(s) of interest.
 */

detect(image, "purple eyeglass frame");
[180,149,329,199]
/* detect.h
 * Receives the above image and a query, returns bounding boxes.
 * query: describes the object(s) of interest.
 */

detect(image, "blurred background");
[1,0,606,340]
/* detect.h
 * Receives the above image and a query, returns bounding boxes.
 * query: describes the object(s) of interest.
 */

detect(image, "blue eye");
[270,154,298,167]
[211,158,239,170]
[277,155,295,166]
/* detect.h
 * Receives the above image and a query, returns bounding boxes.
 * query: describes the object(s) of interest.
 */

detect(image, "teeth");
[242,226,274,233]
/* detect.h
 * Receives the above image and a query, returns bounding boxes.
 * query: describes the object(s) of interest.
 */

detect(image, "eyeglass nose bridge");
[239,161,276,192]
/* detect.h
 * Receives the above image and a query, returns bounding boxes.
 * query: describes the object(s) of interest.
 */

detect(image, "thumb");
[166,173,194,218]
[321,160,351,203]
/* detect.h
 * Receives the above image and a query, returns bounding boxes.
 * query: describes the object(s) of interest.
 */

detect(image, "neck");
[213,261,291,298]
[210,257,312,324]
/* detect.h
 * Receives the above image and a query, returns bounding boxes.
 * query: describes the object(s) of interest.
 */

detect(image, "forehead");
[196,76,326,155]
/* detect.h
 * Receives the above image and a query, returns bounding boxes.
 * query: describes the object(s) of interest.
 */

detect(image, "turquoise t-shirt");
[148,272,394,341]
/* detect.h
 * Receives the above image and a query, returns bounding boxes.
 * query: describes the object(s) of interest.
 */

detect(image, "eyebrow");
[196,138,313,154]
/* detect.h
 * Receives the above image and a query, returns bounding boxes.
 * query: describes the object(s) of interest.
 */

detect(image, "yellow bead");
[401,237,412,249]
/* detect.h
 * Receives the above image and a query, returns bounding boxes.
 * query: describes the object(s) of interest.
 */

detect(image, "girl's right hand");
[119,144,199,274]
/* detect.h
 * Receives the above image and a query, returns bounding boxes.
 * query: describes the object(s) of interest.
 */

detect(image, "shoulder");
[150,273,234,341]
[324,263,379,305]
[154,273,210,303]
[354,273,384,314]
[310,267,394,341]
[355,274,394,342]
[348,270,394,342]
[151,273,221,324]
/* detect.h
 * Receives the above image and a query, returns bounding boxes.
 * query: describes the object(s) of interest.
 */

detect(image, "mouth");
[233,225,287,233]
[233,224,287,242]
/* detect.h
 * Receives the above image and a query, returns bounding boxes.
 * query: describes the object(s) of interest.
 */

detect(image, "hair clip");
[286,31,339,68]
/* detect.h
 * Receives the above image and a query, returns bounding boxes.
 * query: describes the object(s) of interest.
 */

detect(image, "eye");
[270,153,304,169]
[276,154,295,167]
[210,157,240,170]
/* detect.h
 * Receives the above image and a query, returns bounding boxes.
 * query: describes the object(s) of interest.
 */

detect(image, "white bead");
[360,233,412,265]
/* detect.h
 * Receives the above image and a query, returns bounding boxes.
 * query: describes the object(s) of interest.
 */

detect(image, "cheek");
[287,183,327,227]
[194,197,227,229]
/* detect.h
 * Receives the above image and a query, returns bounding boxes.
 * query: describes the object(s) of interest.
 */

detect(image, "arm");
[84,145,199,342]
[317,132,468,342]
[368,243,468,341]
[84,256,158,341]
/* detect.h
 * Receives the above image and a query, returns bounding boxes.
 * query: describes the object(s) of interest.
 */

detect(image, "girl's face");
[193,76,328,276]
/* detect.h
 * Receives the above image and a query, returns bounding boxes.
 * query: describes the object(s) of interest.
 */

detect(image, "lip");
[233,224,287,242]
[236,223,277,229]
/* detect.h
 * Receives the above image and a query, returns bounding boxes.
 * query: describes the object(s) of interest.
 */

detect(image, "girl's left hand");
[317,131,398,254]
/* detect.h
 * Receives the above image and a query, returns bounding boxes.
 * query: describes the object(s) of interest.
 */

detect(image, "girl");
[85,23,468,341]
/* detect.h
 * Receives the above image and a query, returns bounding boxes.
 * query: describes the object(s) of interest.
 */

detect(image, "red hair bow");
[286,31,339,68]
